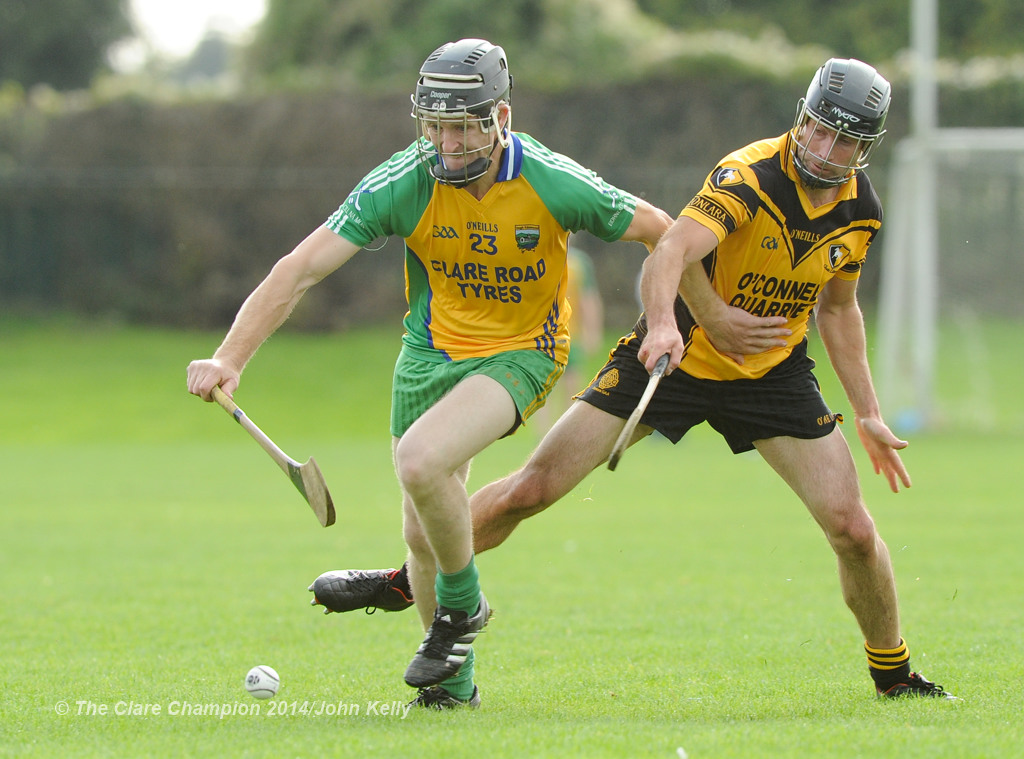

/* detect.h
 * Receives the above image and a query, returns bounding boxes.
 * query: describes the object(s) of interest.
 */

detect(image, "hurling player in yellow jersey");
[187,38,673,709]
[316,59,955,701]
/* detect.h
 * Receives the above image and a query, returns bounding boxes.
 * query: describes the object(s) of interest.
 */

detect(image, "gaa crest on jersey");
[596,368,619,393]
[713,167,744,187]
[826,242,852,272]
[515,225,541,251]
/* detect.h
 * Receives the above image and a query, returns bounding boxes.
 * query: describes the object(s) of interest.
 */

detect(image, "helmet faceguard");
[410,39,513,187]
[791,58,891,189]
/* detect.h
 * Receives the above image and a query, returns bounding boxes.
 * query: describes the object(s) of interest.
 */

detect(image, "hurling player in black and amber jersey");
[607,58,951,699]
[317,59,955,701]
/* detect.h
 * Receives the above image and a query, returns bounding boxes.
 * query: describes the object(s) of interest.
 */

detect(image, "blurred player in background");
[313,58,955,701]
[187,38,673,709]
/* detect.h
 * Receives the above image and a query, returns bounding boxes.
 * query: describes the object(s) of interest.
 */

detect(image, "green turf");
[1,317,1022,758]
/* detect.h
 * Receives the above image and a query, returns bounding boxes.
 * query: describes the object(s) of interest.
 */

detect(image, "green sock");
[434,557,481,702]
[435,555,481,615]
[439,648,476,702]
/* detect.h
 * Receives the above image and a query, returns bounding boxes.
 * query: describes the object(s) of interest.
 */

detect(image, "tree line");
[4,0,1024,92]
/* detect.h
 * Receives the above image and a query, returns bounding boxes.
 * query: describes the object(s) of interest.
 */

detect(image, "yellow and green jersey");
[327,132,637,364]
[678,132,882,380]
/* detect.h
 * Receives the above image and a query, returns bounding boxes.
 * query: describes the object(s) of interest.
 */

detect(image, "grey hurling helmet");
[791,58,891,189]
[411,38,513,187]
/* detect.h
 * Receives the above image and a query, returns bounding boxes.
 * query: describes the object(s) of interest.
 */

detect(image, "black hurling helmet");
[411,38,513,187]
[791,58,891,189]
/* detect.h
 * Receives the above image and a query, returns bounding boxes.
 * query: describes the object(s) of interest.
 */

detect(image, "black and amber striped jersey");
[677,132,883,381]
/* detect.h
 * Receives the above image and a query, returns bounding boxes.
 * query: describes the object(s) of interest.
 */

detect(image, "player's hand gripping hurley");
[211,386,336,527]
[607,353,669,471]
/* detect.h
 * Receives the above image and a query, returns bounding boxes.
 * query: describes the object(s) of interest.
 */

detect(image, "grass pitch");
[1,317,1022,758]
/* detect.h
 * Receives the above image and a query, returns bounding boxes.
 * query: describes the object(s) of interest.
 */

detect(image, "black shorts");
[577,325,840,454]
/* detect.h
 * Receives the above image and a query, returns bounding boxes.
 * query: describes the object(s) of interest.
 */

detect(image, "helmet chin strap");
[431,154,492,187]
[431,133,503,188]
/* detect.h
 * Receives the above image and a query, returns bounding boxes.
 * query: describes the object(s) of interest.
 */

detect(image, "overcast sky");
[113,0,267,68]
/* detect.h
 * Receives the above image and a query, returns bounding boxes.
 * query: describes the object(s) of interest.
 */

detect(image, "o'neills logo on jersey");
[515,225,540,251]
[791,229,821,243]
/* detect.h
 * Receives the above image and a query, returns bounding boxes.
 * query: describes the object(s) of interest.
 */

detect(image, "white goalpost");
[875,0,1024,431]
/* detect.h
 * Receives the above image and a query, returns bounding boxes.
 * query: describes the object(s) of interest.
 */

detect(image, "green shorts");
[390,347,565,438]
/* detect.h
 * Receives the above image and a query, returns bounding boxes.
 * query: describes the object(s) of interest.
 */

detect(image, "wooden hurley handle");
[211,385,239,415]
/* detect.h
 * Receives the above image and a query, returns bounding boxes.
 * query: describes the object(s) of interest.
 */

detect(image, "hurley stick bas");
[607,353,670,471]
[211,385,336,527]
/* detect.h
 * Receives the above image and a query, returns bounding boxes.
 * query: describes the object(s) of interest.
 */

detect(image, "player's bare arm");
[619,199,674,251]
[637,216,717,373]
[187,226,360,401]
[815,277,911,493]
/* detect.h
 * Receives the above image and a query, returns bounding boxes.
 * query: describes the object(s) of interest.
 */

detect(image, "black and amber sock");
[865,638,912,692]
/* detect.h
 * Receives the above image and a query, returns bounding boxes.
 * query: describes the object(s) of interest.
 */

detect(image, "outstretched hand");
[855,416,912,493]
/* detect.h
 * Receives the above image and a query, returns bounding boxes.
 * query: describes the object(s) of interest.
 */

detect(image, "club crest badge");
[714,167,744,187]
[598,368,619,391]
[826,243,852,272]
[515,225,540,251]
